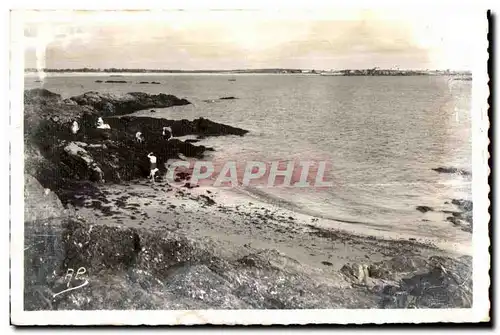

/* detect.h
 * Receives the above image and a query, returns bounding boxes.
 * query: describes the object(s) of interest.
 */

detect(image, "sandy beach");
[73,176,467,271]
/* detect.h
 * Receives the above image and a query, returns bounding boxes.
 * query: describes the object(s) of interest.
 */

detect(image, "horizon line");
[24,67,472,72]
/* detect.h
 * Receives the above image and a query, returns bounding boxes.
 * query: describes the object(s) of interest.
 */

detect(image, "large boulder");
[70,91,191,116]
[376,255,472,308]
[24,174,68,222]
[340,263,370,284]
[367,255,430,281]
[62,142,105,182]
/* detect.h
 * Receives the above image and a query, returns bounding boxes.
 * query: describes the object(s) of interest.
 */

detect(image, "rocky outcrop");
[444,199,473,233]
[374,255,472,308]
[24,219,472,310]
[23,88,248,200]
[62,142,105,182]
[24,90,99,145]
[340,263,370,284]
[416,206,433,213]
[432,167,471,177]
[452,199,473,212]
[340,255,473,308]
[69,91,191,116]
[203,96,238,103]
[104,116,248,138]
[24,174,69,222]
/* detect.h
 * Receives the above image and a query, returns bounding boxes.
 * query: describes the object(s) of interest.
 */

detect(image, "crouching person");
[135,131,144,143]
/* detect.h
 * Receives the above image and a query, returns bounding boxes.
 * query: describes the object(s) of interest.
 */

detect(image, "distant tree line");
[24,68,308,74]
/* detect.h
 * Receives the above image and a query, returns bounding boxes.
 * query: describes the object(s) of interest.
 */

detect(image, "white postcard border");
[9,3,491,325]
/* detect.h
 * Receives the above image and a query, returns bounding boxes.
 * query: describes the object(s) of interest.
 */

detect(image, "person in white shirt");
[147,152,158,183]
[71,121,80,134]
[135,131,144,143]
[96,117,111,129]
[162,126,172,141]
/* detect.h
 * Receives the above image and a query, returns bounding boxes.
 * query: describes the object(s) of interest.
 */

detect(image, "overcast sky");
[21,9,480,70]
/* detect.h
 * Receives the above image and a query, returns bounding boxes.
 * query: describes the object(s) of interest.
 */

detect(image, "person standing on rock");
[136,131,144,143]
[147,152,159,183]
[71,121,80,135]
[162,126,172,141]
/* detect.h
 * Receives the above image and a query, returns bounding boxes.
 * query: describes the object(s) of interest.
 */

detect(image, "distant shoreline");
[24,72,472,77]
[24,68,472,76]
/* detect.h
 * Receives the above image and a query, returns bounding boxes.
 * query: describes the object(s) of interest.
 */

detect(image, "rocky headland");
[24,88,246,194]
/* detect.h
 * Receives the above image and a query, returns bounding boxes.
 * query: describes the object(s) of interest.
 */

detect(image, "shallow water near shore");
[25,73,472,251]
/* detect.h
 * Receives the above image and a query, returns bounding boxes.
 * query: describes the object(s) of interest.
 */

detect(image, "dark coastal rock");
[104,116,248,138]
[451,199,473,212]
[23,220,302,310]
[62,98,78,106]
[237,249,301,271]
[124,117,248,137]
[105,80,128,83]
[203,96,238,103]
[151,82,161,84]
[24,174,69,223]
[175,171,192,182]
[24,90,99,135]
[446,216,461,225]
[340,263,370,283]
[24,219,472,310]
[199,194,216,206]
[368,256,429,281]
[444,199,473,233]
[70,91,191,116]
[138,82,150,84]
[23,88,248,202]
[432,167,471,176]
[377,255,472,308]
[416,206,433,213]
[95,80,103,83]
[62,142,105,183]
